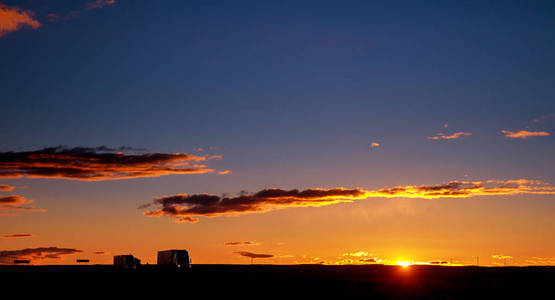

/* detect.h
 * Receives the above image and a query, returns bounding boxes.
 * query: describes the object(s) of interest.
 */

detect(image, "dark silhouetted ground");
[1,264,553,298]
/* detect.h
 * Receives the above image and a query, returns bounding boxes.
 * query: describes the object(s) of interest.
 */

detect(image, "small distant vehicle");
[113,255,141,269]
[157,250,191,269]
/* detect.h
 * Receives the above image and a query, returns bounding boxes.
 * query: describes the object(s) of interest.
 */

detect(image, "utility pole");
[476,256,479,266]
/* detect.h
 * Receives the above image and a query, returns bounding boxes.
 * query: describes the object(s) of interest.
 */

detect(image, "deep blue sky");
[1,0,554,190]
[1,0,555,266]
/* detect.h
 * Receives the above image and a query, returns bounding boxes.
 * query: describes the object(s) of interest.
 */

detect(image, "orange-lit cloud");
[0,146,219,181]
[501,130,550,139]
[234,251,274,259]
[0,4,40,37]
[0,194,46,216]
[427,132,472,140]
[2,233,33,238]
[142,179,555,223]
[334,251,382,265]
[218,170,231,175]
[524,257,555,266]
[370,142,380,148]
[224,241,260,246]
[141,188,368,223]
[87,0,116,10]
[0,184,13,191]
[492,254,513,260]
[0,247,82,264]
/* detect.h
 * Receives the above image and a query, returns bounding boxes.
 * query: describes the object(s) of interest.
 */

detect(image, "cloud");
[370,142,380,148]
[141,179,555,223]
[234,251,274,259]
[142,187,368,223]
[224,241,260,246]
[218,170,231,175]
[501,130,550,139]
[524,257,555,266]
[47,11,81,23]
[0,4,41,38]
[0,146,220,181]
[2,233,33,238]
[0,195,45,216]
[0,184,13,191]
[0,247,82,264]
[93,251,105,255]
[427,132,472,140]
[532,114,555,124]
[492,254,513,260]
[87,0,116,10]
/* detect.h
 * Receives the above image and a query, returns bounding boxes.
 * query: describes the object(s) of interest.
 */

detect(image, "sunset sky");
[1,0,554,267]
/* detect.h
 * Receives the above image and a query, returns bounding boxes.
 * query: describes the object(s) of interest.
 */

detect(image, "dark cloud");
[141,179,555,223]
[2,233,33,238]
[0,195,45,216]
[224,241,260,246]
[0,247,82,264]
[142,188,367,223]
[235,251,274,259]
[93,251,105,255]
[0,184,14,191]
[0,146,219,181]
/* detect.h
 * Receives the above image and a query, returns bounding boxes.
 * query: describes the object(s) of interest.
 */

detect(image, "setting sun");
[397,261,412,268]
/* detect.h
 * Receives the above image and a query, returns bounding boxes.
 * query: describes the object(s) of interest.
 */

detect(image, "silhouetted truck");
[157,250,191,268]
[113,255,141,269]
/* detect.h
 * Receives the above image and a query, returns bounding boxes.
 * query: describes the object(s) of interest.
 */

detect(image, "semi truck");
[113,255,141,269]
[157,249,191,268]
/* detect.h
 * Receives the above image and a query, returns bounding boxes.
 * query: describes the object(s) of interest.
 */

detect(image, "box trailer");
[113,255,141,269]
[157,250,190,268]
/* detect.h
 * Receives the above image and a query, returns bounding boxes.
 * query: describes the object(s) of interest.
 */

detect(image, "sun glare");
[397,261,411,267]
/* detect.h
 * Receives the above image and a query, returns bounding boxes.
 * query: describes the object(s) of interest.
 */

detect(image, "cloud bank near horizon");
[141,179,555,223]
[0,247,82,264]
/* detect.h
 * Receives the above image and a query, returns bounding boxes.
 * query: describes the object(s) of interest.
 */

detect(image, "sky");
[1,0,554,267]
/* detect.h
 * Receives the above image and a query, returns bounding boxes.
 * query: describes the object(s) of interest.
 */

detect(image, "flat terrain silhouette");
[1,264,553,298]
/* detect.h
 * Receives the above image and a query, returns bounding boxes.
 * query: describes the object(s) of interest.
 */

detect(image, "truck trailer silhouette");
[113,255,141,269]
[157,250,191,268]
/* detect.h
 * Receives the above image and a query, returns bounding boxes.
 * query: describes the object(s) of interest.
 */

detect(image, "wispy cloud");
[0,3,40,37]
[427,132,472,140]
[0,184,14,191]
[141,179,555,223]
[234,251,273,259]
[532,114,555,124]
[2,233,33,238]
[492,254,512,260]
[0,247,82,264]
[0,146,220,181]
[224,241,260,246]
[501,130,550,139]
[87,0,116,10]
[0,195,45,216]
